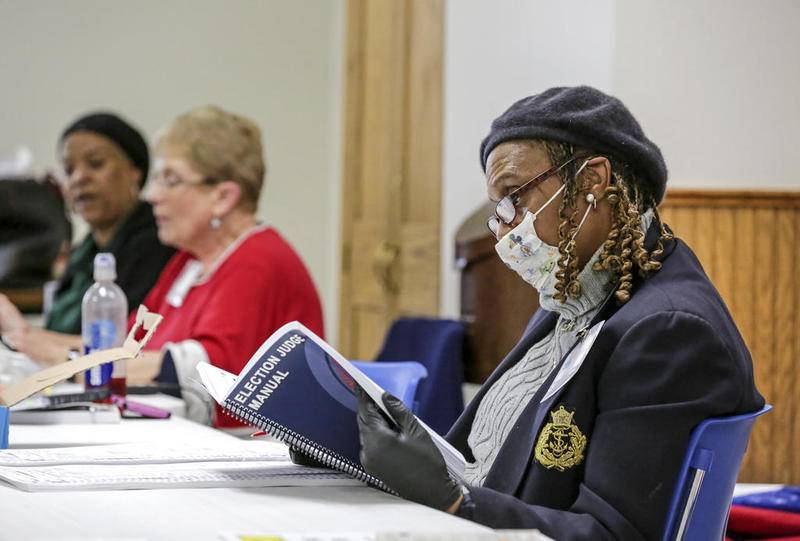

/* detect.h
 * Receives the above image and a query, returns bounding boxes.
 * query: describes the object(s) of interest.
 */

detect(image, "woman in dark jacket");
[0,112,174,363]
[356,86,764,540]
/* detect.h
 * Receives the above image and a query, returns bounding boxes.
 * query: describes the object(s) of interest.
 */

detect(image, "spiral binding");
[226,400,394,494]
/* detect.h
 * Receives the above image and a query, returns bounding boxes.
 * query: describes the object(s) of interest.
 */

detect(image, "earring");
[210,217,222,230]
[585,193,597,208]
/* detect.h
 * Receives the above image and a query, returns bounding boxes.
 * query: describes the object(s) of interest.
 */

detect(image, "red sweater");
[138,226,324,427]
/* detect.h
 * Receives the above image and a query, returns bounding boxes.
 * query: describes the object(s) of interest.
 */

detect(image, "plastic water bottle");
[82,253,128,397]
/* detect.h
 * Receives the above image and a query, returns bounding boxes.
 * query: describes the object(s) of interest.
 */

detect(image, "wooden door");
[338,0,444,359]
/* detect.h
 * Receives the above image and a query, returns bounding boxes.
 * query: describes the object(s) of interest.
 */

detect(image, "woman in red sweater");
[129,106,323,427]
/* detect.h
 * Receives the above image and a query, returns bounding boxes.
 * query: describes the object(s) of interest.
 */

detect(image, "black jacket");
[447,225,764,540]
[46,201,175,334]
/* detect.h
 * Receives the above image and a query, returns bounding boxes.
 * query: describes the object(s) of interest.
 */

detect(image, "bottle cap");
[93,253,117,282]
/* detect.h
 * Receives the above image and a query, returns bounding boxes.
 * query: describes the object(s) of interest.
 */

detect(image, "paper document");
[218,530,554,541]
[199,362,239,404]
[9,403,121,425]
[0,440,289,467]
[0,460,361,491]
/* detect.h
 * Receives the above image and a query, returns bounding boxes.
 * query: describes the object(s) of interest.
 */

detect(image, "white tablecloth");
[1,417,492,540]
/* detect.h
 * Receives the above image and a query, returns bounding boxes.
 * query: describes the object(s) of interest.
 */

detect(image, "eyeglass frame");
[486,153,592,237]
[149,171,219,190]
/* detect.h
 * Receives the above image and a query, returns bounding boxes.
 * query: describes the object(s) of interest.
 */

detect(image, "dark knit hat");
[60,112,150,186]
[480,86,667,204]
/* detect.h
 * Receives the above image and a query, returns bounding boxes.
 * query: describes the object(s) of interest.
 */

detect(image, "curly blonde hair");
[539,140,673,304]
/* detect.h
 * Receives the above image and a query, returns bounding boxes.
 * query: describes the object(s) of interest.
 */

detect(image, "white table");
[0,416,492,540]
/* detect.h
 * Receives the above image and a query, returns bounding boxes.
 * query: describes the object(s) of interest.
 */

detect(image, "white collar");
[166,224,268,307]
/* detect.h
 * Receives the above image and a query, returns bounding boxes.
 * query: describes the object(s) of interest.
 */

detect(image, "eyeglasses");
[486,154,589,237]
[150,172,217,190]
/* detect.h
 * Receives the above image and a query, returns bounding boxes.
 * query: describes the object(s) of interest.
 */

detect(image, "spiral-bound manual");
[197,322,466,493]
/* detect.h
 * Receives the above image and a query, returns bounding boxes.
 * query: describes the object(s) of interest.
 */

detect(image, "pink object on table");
[111,395,171,419]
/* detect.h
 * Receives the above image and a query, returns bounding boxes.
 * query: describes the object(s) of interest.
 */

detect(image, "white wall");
[441,0,616,318]
[6,0,798,333]
[613,0,800,188]
[441,0,800,318]
[0,0,344,342]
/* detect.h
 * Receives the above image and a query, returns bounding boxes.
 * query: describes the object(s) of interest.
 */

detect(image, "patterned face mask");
[495,182,593,291]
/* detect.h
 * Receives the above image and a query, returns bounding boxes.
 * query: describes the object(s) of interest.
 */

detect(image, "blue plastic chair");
[351,360,427,414]
[662,404,772,541]
[374,318,465,436]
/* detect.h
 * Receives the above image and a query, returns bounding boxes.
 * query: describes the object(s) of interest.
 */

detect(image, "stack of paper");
[218,530,554,541]
[0,440,359,492]
[0,441,288,466]
[9,403,122,425]
[0,461,360,491]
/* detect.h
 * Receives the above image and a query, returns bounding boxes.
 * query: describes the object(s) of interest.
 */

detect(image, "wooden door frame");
[338,0,445,358]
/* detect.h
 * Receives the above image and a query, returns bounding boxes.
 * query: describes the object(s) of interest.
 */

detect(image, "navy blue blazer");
[447,226,764,540]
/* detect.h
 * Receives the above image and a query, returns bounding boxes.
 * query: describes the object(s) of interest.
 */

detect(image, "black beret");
[480,86,668,204]
[60,112,150,186]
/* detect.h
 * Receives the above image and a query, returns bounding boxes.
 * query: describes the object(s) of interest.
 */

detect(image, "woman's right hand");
[356,389,463,512]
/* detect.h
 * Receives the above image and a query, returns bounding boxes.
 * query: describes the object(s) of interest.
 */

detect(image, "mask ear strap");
[575,158,592,177]
[532,156,593,219]
[571,193,596,240]
[532,183,566,218]
[568,157,599,240]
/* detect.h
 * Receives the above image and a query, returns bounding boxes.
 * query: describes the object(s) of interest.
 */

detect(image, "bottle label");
[85,320,117,388]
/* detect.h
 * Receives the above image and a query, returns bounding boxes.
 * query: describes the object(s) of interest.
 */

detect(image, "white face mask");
[495,183,594,291]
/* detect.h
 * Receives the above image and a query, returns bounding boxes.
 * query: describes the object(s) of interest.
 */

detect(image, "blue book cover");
[211,322,388,489]
[199,321,465,491]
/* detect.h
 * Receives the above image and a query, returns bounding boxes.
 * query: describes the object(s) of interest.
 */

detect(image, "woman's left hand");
[356,389,463,513]
[0,294,28,335]
[126,350,163,385]
[0,295,63,365]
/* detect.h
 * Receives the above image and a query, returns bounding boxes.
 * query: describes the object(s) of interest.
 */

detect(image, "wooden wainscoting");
[660,189,800,483]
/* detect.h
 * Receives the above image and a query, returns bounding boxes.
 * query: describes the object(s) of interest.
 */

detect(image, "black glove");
[356,388,462,511]
[288,446,328,469]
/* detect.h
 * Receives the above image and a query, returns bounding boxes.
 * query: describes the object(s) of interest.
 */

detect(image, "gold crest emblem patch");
[534,405,587,471]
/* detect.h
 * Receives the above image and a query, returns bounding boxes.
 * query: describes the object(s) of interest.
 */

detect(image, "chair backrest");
[374,318,465,435]
[0,175,71,291]
[350,360,428,414]
[662,404,772,541]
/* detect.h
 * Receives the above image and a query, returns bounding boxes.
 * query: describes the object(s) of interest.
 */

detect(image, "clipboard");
[0,306,162,449]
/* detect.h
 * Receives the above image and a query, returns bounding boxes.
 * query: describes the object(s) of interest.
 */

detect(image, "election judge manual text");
[197,321,466,492]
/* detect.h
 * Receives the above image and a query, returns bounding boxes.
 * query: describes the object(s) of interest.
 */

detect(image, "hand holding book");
[196,321,466,493]
[356,388,463,512]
